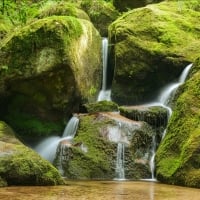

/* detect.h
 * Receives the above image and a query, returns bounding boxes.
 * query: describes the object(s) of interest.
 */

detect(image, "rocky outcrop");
[156,58,200,188]
[0,16,101,137]
[0,121,64,186]
[119,105,168,127]
[54,112,158,179]
[109,1,200,104]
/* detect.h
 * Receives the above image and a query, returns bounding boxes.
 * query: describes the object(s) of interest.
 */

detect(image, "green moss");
[84,100,119,113]
[56,114,116,179]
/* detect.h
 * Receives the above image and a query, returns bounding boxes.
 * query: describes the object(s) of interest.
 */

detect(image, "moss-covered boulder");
[113,0,163,11]
[84,100,119,113]
[119,105,169,127]
[54,112,157,179]
[0,16,101,137]
[109,1,200,104]
[80,0,119,36]
[0,121,64,186]
[36,1,90,21]
[155,58,200,188]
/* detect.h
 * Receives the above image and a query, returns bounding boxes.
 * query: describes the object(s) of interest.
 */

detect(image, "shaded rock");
[113,0,163,12]
[80,0,120,36]
[109,1,200,104]
[119,105,168,127]
[54,112,158,179]
[0,121,64,186]
[0,16,101,137]
[156,58,200,188]
[84,100,119,113]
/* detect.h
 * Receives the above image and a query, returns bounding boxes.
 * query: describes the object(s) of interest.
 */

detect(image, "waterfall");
[34,115,79,163]
[97,38,111,101]
[115,143,125,180]
[147,63,192,180]
[62,116,79,139]
[149,136,156,180]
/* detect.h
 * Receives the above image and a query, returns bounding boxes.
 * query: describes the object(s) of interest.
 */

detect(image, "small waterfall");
[147,63,192,180]
[115,143,125,180]
[98,38,111,101]
[34,115,79,163]
[149,136,156,180]
[62,116,79,139]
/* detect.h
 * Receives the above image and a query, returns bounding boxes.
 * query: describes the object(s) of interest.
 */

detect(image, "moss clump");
[109,1,200,104]
[84,100,119,113]
[156,59,200,188]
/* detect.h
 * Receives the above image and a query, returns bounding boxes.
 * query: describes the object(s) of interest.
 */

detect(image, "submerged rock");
[54,112,158,179]
[0,16,101,137]
[109,1,200,104]
[0,121,64,186]
[156,58,200,188]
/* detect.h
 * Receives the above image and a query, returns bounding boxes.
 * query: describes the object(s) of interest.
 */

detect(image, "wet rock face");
[54,112,159,179]
[0,16,101,137]
[109,1,200,104]
[0,121,64,186]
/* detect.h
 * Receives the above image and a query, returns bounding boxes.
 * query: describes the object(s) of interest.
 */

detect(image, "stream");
[0,180,199,200]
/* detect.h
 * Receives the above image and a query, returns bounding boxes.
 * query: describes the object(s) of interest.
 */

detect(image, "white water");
[115,143,125,180]
[34,116,79,163]
[62,116,79,139]
[98,38,111,101]
[147,63,192,180]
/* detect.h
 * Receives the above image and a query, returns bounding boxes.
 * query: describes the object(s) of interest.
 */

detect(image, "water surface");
[0,180,199,200]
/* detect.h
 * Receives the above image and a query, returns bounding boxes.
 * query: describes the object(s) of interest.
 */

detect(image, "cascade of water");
[115,142,125,180]
[34,116,79,163]
[62,116,79,139]
[98,38,111,101]
[147,63,192,180]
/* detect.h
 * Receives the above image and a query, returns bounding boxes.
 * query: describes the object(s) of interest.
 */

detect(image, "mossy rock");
[0,121,64,186]
[119,105,169,127]
[113,0,163,11]
[54,112,157,179]
[109,1,200,104]
[80,0,120,36]
[84,100,119,113]
[36,1,90,21]
[0,16,101,137]
[155,58,200,188]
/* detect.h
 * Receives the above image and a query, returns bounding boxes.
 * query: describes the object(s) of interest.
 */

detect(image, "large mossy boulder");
[0,16,101,137]
[54,112,157,179]
[0,121,64,186]
[155,58,200,188]
[109,1,200,105]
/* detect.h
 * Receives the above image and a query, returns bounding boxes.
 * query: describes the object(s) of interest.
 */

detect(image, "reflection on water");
[0,181,200,200]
